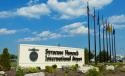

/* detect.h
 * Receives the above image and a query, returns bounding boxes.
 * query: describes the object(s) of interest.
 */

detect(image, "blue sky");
[0,0,125,56]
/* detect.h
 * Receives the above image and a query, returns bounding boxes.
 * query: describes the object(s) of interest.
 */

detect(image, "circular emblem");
[29,51,38,62]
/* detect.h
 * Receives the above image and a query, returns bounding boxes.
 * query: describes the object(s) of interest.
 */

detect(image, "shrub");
[85,68,100,76]
[70,64,79,71]
[97,65,105,72]
[26,67,41,73]
[16,67,25,76]
[52,64,57,69]
[16,66,41,76]
[75,64,79,68]
[45,66,53,73]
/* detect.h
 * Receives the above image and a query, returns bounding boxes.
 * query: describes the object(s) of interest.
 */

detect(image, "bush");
[26,67,41,73]
[85,68,100,76]
[16,67,25,76]
[96,64,105,72]
[52,64,57,69]
[70,64,79,71]
[16,66,41,76]
[45,66,53,73]
[75,64,79,68]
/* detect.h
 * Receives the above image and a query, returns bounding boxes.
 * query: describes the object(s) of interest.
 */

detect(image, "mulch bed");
[5,69,16,76]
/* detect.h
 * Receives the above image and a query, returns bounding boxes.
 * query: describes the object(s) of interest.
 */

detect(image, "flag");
[107,24,112,33]
[113,28,115,35]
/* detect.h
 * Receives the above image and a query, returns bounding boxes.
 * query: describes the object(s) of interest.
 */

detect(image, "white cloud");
[108,14,125,24]
[108,14,125,29]
[17,4,50,18]
[18,37,41,42]
[61,22,88,35]
[0,3,50,19]
[48,0,86,19]
[28,0,40,5]
[86,0,112,9]
[0,28,16,35]
[0,11,16,18]
[47,0,113,19]
[38,31,62,39]
[18,22,90,42]
[0,0,112,19]
[18,31,62,42]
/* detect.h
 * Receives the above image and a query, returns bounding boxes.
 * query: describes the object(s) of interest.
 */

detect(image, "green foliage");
[85,68,100,76]
[16,66,41,76]
[10,54,17,59]
[11,62,17,67]
[70,64,79,71]
[45,64,57,73]
[85,48,94,64]
[0,48,11,71]
[52,64,57,69]
[25,67,41,73]
[94,64,106,72]
[97,50,110,62]
[16,67,25,76]
[45,66,54,73]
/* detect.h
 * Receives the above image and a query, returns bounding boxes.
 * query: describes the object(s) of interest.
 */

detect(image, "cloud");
[18,22,90,42]
[17,28,30,33]
[0,11,16,18]
[108,14,125,29]
[0,3,50,19]
[86,0,112,9]
[17,4,50,18]
[61,22,88,35]
[18,37,41,42]
[38,31,62,39]
[0,0,113,19]
[28,0,40,5]
[18,30,63,42]
[0,28,17,35]
[47,0,86,19]
[47,0,113,19]
[108,14,125,24]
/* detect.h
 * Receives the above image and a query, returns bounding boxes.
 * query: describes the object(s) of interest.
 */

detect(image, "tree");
[10,54,17,59]
[0,48,11,71]
[97,50,110,62]
[85,48,94,64]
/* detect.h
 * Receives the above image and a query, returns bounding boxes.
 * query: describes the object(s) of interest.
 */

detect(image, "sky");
[0,0,125,56]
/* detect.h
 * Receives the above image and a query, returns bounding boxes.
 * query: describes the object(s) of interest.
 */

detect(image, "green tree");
[10,54,17,59]
[85,48,94,64]
[0,48,11,71]
[97,50,110,62]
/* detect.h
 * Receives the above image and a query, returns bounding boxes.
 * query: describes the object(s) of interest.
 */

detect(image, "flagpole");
[113,28,116,62]
[93,9,97,65]
[102,16,106,62]
[106,21,109,62]
[108,24,112,62]
[111,25,114,62]
[98,12,101,63]
[87,2,91,63]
